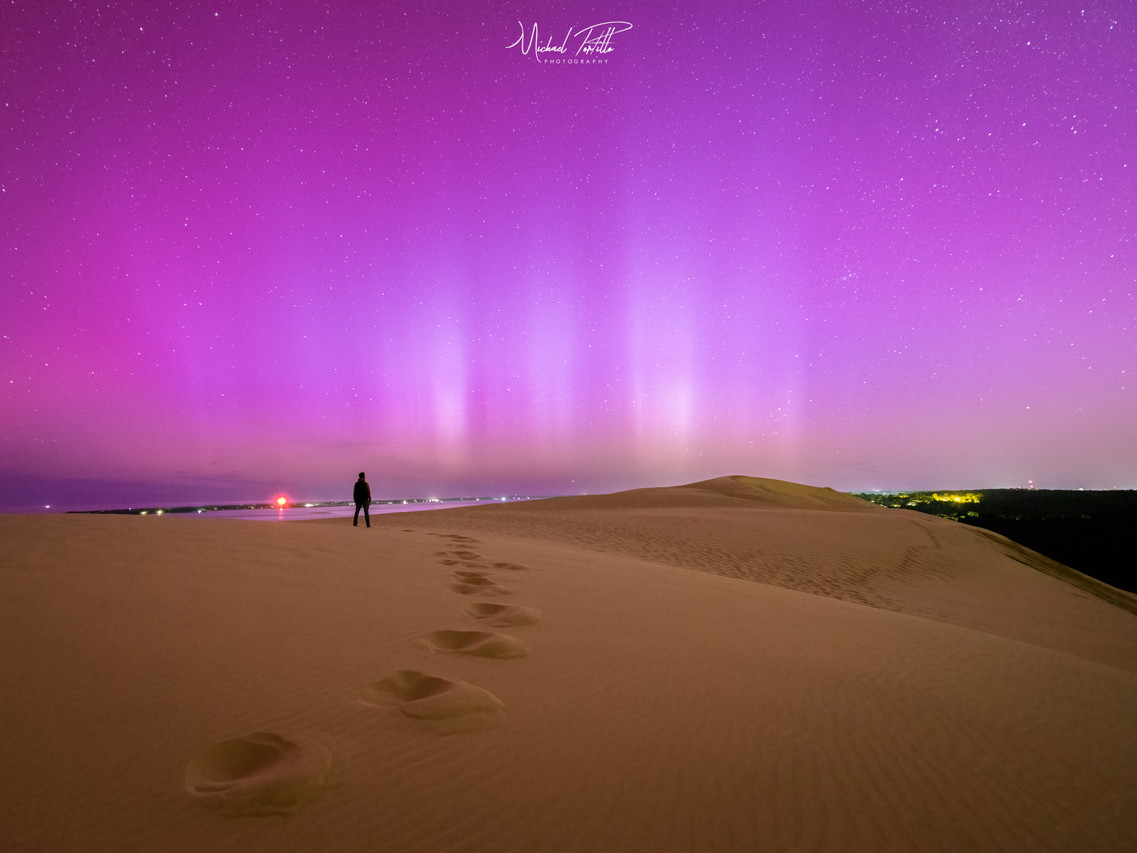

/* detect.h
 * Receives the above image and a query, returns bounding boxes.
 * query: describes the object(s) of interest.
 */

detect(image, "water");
[173,500,496,521]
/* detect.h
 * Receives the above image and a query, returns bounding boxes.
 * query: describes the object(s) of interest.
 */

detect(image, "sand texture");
[2,475,1136,851]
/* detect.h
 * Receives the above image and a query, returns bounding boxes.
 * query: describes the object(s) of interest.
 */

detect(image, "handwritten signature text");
[506,21,633,63]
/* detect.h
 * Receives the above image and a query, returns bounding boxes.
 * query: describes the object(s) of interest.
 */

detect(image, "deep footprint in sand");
[466,602,542,627]
[436,550,488,569]
[492,561,528,571]
[360,670,505,733]
[424,630,529,659]
[453,571,499,584]
[450,572,512,595]
[184,732,334,816]
[452,582,512,596]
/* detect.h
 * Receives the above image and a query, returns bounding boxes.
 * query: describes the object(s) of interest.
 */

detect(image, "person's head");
[358,472,365,479]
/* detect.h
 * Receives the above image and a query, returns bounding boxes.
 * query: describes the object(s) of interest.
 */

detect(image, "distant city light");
[930,492,980,504]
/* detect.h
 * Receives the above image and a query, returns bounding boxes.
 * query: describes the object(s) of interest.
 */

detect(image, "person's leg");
[363,503,370,527]
[353,503,361,526]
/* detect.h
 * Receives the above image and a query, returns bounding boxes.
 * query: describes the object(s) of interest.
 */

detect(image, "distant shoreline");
[66,495,556,517]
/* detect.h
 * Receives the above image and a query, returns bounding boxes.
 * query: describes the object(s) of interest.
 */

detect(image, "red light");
[274,495,289,509]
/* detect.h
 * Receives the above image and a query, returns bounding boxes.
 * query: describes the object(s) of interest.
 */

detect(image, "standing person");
[353,472,372,527]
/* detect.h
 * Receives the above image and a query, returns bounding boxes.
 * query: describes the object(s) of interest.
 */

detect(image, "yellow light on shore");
[931,492,980,503]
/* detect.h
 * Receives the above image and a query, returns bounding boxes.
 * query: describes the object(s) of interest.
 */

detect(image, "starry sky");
[2,0,1134,511]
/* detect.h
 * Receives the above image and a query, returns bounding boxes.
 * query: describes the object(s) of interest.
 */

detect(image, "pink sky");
[2,1,1134,510]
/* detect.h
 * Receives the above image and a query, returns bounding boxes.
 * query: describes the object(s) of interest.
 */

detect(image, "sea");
[175,499,499,521]
[29,497,542,521]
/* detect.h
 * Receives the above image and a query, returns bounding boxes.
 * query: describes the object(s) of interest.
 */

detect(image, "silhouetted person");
[353,472,371,527]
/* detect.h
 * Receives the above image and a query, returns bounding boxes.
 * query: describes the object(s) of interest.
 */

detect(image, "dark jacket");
[353,479,371,504]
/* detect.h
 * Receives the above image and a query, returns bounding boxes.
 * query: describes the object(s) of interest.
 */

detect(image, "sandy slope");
[2,475,1135,851]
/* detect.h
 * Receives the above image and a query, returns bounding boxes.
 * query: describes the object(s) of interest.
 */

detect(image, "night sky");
[2,1,1134,511]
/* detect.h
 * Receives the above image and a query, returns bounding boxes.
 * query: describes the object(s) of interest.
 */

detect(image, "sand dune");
[2,476,1136,851]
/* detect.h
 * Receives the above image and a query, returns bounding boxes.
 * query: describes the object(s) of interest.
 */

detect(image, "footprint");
[184,732,334,816]
[451,551,481,560]
[439,559,486,569]
[492,562,528,571]
[435,534,480,543]
[466,603,542,627]
[453,586,501,595]
[452,583,512,596]
[424,630,529,659]
[360,670,504,734]
[450,573,512,596]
